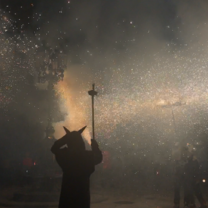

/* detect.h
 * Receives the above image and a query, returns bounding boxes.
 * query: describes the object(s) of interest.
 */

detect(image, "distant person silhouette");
[51,126,103,208]
[184,153,207,208]
[173,147,187,208]
[174,146,207,208]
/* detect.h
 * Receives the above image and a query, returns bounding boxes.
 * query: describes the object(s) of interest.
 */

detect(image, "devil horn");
[63,126,70,134]
[78,126,87,134]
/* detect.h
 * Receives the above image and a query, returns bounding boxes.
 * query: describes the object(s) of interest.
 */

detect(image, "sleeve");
[91,139,103,165]
[51,136,68,155]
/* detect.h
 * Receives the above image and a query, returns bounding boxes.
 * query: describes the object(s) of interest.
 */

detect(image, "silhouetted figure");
[51,126,103,208]
[173,146,188,208]
[174,146,207,208]
[184,154,207,208]
[174,157,186,208]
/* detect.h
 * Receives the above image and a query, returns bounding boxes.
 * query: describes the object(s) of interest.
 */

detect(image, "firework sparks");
[53,42,208,149]
[1,0,208,162]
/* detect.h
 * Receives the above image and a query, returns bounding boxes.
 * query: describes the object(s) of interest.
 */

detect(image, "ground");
[0,186,207,208]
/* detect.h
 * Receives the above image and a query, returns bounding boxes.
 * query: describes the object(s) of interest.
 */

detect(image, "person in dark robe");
[173,147,187,208]
[51,126,102,208]
[184,154,207,208]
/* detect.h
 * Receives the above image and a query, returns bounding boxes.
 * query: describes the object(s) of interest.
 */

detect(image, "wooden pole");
[88,84,97,140]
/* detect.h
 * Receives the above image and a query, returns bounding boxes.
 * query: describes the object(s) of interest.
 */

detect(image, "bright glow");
[53,68,91,143]
[203,179,206,183]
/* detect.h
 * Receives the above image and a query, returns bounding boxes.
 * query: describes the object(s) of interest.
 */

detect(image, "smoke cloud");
[39,1,208,148]
[2,0,208,161]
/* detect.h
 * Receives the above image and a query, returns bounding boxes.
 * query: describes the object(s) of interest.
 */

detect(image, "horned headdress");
[62,126,87,151]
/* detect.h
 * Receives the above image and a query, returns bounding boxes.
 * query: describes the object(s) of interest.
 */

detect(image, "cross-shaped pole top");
[88,84,98,97]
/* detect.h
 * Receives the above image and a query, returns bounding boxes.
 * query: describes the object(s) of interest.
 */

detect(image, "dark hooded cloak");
[51,126,103,208]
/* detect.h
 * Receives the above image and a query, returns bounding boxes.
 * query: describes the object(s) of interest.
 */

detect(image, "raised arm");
[51,136,68,155]
[91,139,103,165]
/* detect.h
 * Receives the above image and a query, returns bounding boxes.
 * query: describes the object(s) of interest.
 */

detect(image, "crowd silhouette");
[174,147,206,208]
